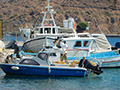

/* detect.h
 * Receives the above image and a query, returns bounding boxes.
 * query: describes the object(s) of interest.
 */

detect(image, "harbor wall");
[106,34,120,37]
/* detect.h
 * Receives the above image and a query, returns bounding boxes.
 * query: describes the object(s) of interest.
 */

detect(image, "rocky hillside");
[0,0,120,34]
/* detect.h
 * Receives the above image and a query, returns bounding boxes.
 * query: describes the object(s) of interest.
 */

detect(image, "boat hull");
[68,57,120,68]
[0,64,87,77]
[22,37,56,53]
[67,51,120,68]
[90,52,120,68]
[101,57,120,68]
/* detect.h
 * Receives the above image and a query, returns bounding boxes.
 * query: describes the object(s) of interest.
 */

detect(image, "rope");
[60,50,67,62]
[67,49,84,60]
[68,49,80,60]
[48,66,51,73]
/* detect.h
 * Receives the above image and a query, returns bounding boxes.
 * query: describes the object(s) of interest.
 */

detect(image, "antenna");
[41,0,56,26]
[94,17,103,34]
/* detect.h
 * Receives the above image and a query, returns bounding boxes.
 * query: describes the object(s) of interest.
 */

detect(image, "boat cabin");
[18,52,49,66]
[60,33,111,53]
[17,51,58,66]
[34,26,60,36]
[59,34,111,59]
[60,37,95,53]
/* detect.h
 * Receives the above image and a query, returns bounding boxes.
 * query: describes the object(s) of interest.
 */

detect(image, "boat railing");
[89,57,103,67]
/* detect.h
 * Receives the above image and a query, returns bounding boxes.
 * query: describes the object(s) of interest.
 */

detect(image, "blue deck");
[90,51,119,59]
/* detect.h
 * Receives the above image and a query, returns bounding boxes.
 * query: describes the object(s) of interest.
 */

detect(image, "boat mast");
[41,0,56,26]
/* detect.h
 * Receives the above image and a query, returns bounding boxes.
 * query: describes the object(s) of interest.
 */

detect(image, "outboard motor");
[78,59,103,75]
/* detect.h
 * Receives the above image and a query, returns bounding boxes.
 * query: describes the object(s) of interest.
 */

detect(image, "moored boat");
[20,0,76,53]
[0,63,87,77]
[0,51,87,77]
[54,33,120,68]
[0,49,103,76]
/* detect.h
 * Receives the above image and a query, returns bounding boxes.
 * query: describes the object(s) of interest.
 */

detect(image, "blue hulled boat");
[0,64,87,77]
[0,51,87,77]
[0,48,104,76]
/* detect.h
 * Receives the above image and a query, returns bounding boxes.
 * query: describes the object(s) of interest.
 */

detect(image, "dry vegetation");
[0,0,120,34]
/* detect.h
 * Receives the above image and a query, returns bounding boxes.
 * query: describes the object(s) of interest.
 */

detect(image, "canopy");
[95,34,111,52]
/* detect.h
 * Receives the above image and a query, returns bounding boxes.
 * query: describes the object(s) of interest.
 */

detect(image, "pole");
[0,19,3,39]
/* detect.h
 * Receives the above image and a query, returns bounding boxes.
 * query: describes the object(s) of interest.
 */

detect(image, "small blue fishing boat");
[0,51,87,77]
[0,63,87,77]
[0,49,103,76]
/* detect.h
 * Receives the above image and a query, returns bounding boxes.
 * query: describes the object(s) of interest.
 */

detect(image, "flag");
[73,22,76,30]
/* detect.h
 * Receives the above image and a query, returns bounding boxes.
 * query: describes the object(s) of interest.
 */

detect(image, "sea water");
[107,37,120,46]
[0,35,120,90]
[0,68,119,90]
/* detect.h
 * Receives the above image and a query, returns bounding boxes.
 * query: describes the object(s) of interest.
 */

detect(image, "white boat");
[53,33,120,68]
[20,0,77,53]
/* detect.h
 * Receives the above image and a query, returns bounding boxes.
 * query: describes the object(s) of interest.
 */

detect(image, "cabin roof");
[61,37,95,41]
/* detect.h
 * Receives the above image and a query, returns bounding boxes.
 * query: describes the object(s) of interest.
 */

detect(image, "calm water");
[3,35,23,41]
[107,37,120,46]
[0,36,120,90]
[0,69,119,90]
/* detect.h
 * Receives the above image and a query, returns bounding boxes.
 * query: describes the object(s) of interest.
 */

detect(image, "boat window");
[44,28,51,33]
[83,41,90,47]
[53,28,55,34]
[19,59,40,65]
[74,41,81,47]
[40,28,43,33]
[38,53,48,61]
[50,53,57,56]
